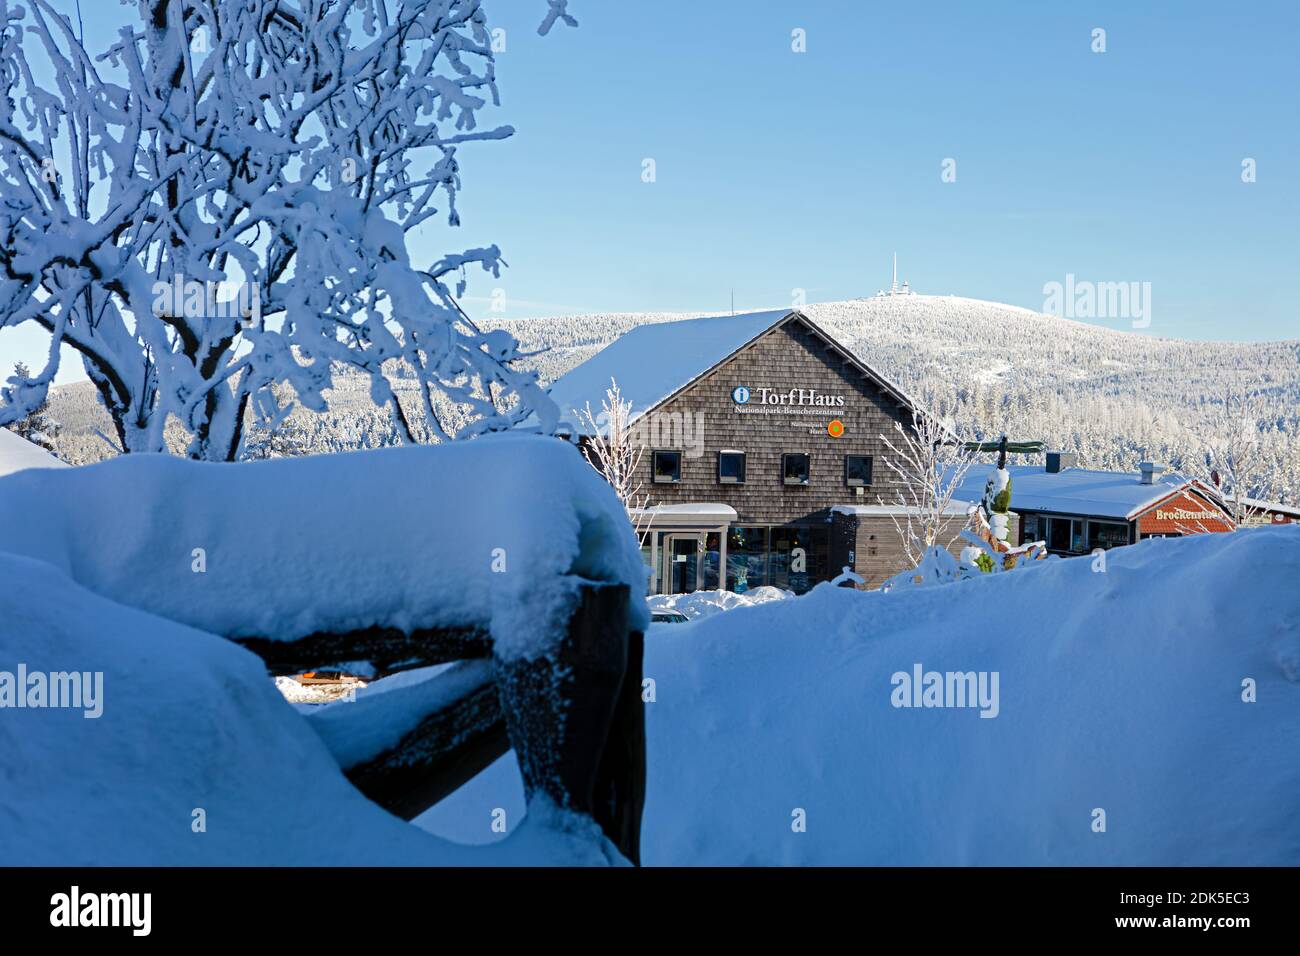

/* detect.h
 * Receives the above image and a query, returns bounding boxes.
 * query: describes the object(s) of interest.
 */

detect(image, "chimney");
[1139,461,1164,485]
[1045,451,1078,474]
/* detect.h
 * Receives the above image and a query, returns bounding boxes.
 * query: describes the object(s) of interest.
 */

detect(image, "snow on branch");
[878,404,978,568]
[573,378,653,545]
[0,0,570,460]
[538,0,579,36]
[1187,381,1278,527]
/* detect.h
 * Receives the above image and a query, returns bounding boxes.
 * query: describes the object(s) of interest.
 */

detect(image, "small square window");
[782,453,810,485]
[718,450,746,484]
[845,455,873,487]
[653,450,682,483]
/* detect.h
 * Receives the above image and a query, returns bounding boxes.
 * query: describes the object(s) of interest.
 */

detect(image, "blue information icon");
[732,385,751,404]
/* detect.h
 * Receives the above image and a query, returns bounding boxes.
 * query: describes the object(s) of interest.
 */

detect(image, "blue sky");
[5,0,1298,384]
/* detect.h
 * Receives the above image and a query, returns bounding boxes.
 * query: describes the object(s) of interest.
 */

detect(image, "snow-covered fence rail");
[339,659,509,820]
[0,436,650,863]
[288,581,646,861]
[235,626,492,674]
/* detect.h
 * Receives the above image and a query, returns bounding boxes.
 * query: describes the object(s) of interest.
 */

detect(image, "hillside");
[495,296,1298,486]
[35,295,1300,501]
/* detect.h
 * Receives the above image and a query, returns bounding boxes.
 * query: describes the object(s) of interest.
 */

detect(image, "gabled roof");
[0,427,67,478]
[545,308,918,434]
[950,464,1218,521]
[1230,496,1300,519]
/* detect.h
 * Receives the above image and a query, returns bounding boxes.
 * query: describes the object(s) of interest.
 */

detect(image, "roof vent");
[1139,461,1165,485]
[1045,451,1078,474]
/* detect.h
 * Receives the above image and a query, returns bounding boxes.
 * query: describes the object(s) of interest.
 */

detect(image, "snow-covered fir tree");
[2,361,61,453]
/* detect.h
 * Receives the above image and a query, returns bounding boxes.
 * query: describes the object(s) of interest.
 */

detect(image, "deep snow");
[0,551,621,865]
[0,435,648,657]
[416,528,1300,864]
[640,526,1300,864]
[646,586,792,621]
[3,479,1294,863]
[0,427,67,477]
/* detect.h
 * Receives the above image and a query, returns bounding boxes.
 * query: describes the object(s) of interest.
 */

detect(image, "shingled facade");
[546,308,981,593]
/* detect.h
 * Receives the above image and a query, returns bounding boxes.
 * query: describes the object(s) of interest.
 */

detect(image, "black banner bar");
[0,866,1288,940]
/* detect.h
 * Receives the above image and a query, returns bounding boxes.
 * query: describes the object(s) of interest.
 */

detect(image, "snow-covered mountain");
[496,294,1297,411]
[39,294,1300,501]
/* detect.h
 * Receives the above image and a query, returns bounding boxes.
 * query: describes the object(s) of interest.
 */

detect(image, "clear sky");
[5,0,1298,384]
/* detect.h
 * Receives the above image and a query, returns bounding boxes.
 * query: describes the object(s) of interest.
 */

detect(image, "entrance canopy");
[631,502,738,527]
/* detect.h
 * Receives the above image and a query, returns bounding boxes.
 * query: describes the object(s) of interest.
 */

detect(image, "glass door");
[662,533,705,594]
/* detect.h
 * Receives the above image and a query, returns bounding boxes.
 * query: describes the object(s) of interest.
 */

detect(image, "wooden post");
[236,580,646,862]
[493,582,644,864]
[591,628,646,865]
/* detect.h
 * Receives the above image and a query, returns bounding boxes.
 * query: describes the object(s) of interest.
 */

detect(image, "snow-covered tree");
[878,404,978,568]
[2,360,60,451]
[1190,384,1277,526]
[1267,430,1300,509]
[0,0,574,460]
[574,378,652,545]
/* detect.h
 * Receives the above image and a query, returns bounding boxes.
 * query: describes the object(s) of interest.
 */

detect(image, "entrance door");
[662,533,705,594]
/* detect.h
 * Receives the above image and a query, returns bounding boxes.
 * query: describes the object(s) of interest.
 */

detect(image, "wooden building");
[1236,498,1299,528]
[545,308,964,593]
[949,457,1235,556]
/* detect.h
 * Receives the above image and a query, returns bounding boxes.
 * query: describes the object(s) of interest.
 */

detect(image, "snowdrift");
[0,426,67,478]
[647,586,792,621]
[418,528,1300,864]
[0,437,649,864]
[0,434,648,656]
[0,551,620,865]
[642,526,1300,864]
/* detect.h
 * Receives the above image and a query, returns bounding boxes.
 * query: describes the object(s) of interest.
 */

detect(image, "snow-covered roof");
[632,503,739,518]
[0,428,67,478]
[631,502,738,525]
[950,464,1200,520]
[1235,496,1300,518]
[543,308,918,435]
[546,309,792,432]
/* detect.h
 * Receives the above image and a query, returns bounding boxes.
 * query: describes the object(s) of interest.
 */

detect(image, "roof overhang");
[631,503,738,527]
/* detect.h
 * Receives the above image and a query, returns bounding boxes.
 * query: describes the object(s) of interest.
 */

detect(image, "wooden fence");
[235,581,646,864]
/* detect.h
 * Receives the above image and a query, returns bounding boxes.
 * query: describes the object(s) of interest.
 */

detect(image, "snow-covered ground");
[0,551,620,865]
[0,434,648,655]
[647,586,793,621]
[0,437,645,865]
[0,426,66,477]
[419,528,1300,864]
[649,526,1300,864]
[3,433,1294,863]
[274,675,363,704]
